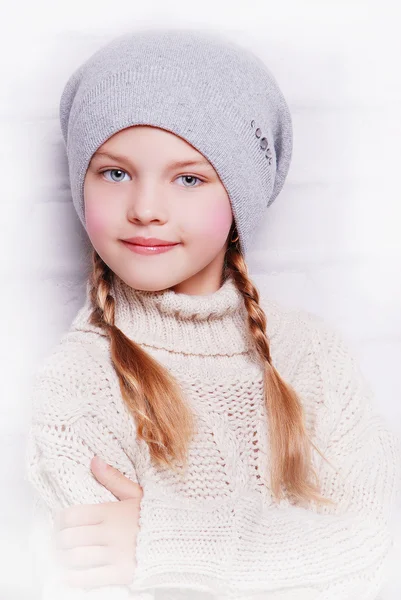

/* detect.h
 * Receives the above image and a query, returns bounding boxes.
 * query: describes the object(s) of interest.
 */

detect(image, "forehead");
[92,126,214,170]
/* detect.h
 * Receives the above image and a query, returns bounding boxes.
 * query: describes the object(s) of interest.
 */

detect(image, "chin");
[115,271,180,293]
[109,257,218,295]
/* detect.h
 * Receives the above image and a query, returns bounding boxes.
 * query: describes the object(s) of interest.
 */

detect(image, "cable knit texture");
[25,274,401,600]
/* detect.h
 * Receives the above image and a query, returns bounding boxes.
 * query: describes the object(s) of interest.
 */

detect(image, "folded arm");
[25,372,155,600]
[25,374,233,599]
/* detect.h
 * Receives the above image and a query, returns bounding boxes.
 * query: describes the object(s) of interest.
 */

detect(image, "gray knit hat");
[59,28,293,257]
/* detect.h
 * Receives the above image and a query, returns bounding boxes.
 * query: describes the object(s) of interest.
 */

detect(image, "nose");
[126,183,167,225]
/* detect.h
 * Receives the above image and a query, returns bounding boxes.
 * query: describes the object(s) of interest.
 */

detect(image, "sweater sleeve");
[24,373,234,599]
[223,315,401,599]
[25,373,156,600]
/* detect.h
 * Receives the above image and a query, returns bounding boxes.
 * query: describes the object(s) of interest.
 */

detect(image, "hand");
[53,455,143,589]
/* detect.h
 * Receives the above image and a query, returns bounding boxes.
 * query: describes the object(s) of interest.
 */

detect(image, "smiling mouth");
[121,240,180,254]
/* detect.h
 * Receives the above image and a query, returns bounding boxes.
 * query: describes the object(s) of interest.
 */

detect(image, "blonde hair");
[88,223,336,508]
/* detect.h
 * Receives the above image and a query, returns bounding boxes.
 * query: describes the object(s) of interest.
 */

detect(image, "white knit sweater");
[25,274,401,600]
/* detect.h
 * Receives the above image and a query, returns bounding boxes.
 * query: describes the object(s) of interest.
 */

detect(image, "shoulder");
[259,292,322,334]
[264,297,380,420]
[260,292,350,352]
[30,316,120,426]
[259,293,339,356]
[259,293,361,392]
[258,296,380,436]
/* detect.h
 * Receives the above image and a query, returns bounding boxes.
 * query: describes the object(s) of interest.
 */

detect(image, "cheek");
[84,202,110,241]
[194,204,232,243]
[207,208,232,236]
[84,175,114,241]
[183,191,232,241]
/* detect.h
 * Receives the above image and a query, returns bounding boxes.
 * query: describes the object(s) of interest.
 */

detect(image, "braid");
[88,251,116,334]
[87,249,195,473]
[225,227,335,506]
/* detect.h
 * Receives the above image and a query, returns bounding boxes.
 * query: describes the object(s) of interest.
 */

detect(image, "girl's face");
[84,125,234,294]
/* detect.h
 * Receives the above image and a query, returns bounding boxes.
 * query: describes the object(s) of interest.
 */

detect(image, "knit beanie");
[59,28,293,257]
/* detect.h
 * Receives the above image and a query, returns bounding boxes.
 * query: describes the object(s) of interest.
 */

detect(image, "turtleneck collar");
[72,273,258,357]
[118,274,243,321]
[111,273,251,356]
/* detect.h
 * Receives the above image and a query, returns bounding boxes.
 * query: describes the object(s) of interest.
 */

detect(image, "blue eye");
[176,175,203,188]
[101,169,131,183]
[99,170,203,187]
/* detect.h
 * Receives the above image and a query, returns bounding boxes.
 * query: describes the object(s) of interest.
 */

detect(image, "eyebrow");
[91,151,212,170]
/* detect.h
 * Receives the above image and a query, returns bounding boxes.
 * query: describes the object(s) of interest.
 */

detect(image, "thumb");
[91,455,143,501]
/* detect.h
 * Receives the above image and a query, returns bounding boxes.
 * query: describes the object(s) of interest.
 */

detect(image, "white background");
[1,1,400,598]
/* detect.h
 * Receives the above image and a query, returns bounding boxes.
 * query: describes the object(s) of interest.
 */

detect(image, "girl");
[25,27,401,600]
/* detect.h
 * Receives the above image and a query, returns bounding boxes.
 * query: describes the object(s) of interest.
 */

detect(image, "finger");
[54,503,107,531]
[55,523,107,550]
[91,456,143,502]
[61,563,135,589]
[58,545,110,570]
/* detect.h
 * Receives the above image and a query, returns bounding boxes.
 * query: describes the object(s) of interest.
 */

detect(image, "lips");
[123,237,178,246]
[122,240,179,255]
[124,242,178,248]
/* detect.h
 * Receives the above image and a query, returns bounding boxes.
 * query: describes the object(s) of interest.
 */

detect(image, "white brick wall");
[1,2,400,598]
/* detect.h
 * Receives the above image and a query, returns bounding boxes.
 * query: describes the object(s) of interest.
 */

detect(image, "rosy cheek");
[197,206,232,241]
[85,206,109,239]
[210,209,232,234]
